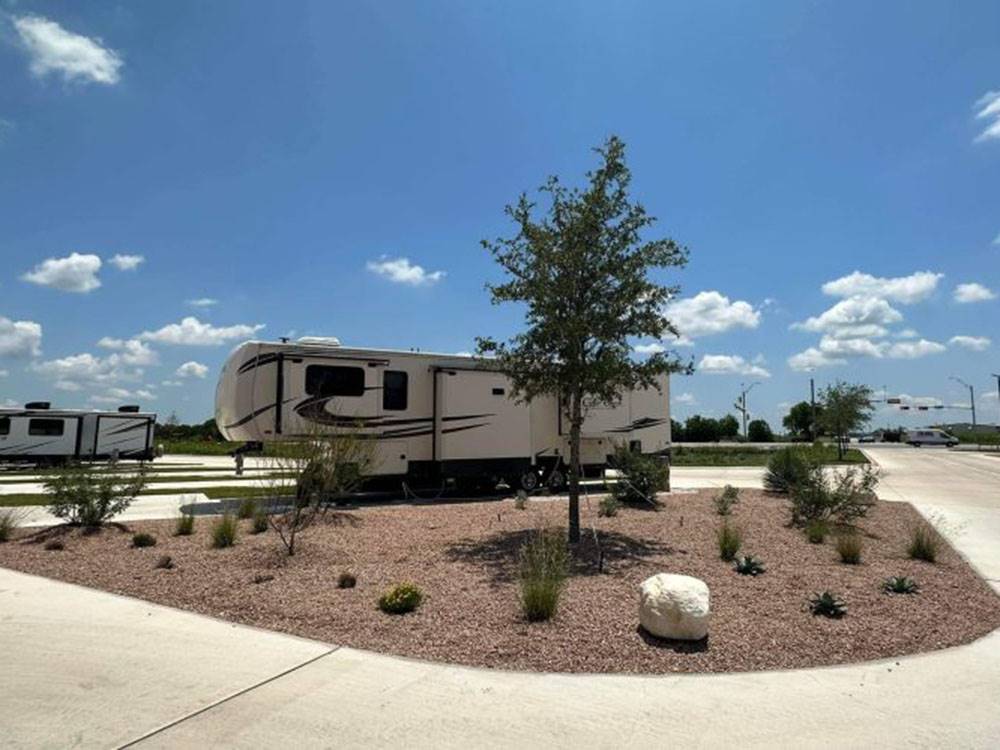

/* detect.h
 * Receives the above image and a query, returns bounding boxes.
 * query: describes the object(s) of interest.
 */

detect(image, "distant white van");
[904,429,959,448]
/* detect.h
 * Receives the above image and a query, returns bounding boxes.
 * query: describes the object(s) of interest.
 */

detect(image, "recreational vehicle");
[0,403,157,465]
[216,338,671,491]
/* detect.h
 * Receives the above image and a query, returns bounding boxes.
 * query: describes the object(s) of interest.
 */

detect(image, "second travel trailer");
[215,338,671,491]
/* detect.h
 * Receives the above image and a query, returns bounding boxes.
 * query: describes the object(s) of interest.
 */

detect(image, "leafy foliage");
[907,525,939,563]
[747,419,774,443]
[805,519,829,544]
[513,491,528,510]
[680,414,740,442]
[609,445,668,507]
[251,509,269,534]
[132,532,156,548]
[763,448,815,494]
[788,464,878,527]
[884,576,919,594]
[809,591,847,618]
[518,528,569,622]
[476,136,689,542]
[818,381,874,460]
[783,401,823,442]
[733,554,765,576]
[211,512,238,549]
[716,521,742,561]
[598,495,620,518]
[378,583,423,615]
[174,510,195,536]
[236,498,257,520]
[713,484,740,516]
[835,532,863,564]
[43,462,148,529]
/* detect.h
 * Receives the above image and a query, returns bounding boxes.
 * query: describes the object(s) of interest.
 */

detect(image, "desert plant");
[907,524,939,563]
[337,572,357,589]
[733,554,765,576]
[174,510,195,536]
[378,583,423,614]
[513,490,528,510]
[713,484,740,516]
[236,497,257,520]
[763,448,813,493]
[211,512,238,549]
[0,507,28,542]
[43,462,148,529]
[518,528,569,622]
[155,554,174,569]
[835,532,863,564]
[809,591,847,618]
[805,519,829,544]
[598,495,620,518]
[250,509,269,534]
[132,532,157,548]
[716,521,742,562]
[609,445,668,508]
[883,576,919,594]
[788,464,878,527]
[44,539,64,551]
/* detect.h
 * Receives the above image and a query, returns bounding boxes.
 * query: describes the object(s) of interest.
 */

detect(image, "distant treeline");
[671,414,774,443]
[154,416,225,443]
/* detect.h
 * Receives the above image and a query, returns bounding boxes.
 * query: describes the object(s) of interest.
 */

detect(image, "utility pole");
[810,377,817,442]
[992,373,1000,426]
[735,381,760,439]
[950,376,976,428]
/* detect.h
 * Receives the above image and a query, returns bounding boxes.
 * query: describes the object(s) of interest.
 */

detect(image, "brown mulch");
[2,490,999,674]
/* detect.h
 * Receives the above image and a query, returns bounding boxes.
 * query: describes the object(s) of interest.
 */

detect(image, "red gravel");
[2,490,999,674]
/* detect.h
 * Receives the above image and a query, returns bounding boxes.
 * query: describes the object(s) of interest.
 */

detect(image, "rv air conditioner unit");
[118,405,141,413]
[25,402,51,410]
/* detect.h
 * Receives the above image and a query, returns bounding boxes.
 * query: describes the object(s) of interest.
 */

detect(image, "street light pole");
[736,381,760,439]
[810,377,817,442]
[950,376,976,428]
[992,373,1000,426]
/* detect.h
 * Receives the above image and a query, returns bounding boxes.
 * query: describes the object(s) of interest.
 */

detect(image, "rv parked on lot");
[0,403,157,465]
[215,338,671,491]
[904,428,959,448]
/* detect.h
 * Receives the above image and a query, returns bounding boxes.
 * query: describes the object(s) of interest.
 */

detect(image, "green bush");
[337,572,357,589]
[609,446,668,507]
[0,508,27,542]
[513,491,528,510]
[44,538,64,551]
[883,576,919,594]
[733,554,765,576]
[805,519,828,544]
[763,448,814,493]
[174,511,195,536]
[211,512,239,549]
[716,521,742,562]
[518,529,569,622]
[809,591,847,618]
[788,465,878,527]
[598,495,620,518]
[236,497,257,520]
[43,462,147,529]
[713,484,740,516]
[132,532,157,548]
[907,525,938,563]
[378,583,423,614]
[251,509,269,534]
[835,532,863,564]
[155,554,174,570]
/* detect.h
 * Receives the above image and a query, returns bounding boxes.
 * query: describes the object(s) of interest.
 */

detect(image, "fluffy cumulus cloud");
[674,392,697,405]
[787,347,847,372]
[633,342,666,355]
[89,386,155,405]
[0,315,43,357]
[953,282,996,304]
[108,253,144,271]
[792,296,903,339]
[176,361,209,379]
[788,335,946,371]
[22,252,102,292]
[697,354,770,378]
[663,291,760,342]
[366,257,445,286]
[949,335,991,351]
[886,339,946,359]
[821,270,942,304]
[13,15,123,85]
[31,339,158,390]
[139,317,264,346]
[973,91,1000,143]
[186,298,218,307]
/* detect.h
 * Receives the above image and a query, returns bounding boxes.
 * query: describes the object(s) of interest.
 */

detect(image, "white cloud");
[697,354,770,378]
[108,253,144,271]
[161,380,183,387]
[886,339,946,359]
[22,252,102,292]
[664,291,761,339]
[895,328,919,339]
[176,361,209,379]
[0,369,7,378]
[817,336,886,359]
[90,388,155,405]
[138,317,264,346]
[13,15,123,85]
[31,340,157,390]
[821,270,942,304]
[186,298,218,307]
[949,335,991,351]
[0,316,43,357]
[54,380,82,392]
[94,337,157,365]
[973,91,1000,143]
[792,296,902,338]
[366,257,445,286]
[674,392,697,405]
[633,342,666,355]
[953,282,996,304]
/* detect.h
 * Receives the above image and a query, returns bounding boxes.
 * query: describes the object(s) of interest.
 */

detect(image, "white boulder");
[638,573,710,641]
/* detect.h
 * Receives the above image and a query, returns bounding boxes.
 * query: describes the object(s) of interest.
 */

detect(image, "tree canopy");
[819,381,874,459]
[783,401,823,441]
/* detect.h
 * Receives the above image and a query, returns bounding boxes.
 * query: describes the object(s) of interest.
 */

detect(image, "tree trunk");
[568,390,582,544]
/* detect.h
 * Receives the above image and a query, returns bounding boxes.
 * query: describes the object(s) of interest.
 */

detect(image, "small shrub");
[733,554,765,576]
[44,538,65,551]
[518,529,569,622]
[598,495,620,518]
[809,591,847,618]
[907,524,938,563]
[716,521,742,562]
[252,573,274,584]
[805,519,828,544]
[132,532,157,548]
[835,532,863,564]
[43,462,147,529]
[211,513,238,549]
[788,464,878,527]
[513,491,528,510]
[337,572,357,589]
[174,511,195,536]
[155,554,174,570]
[763,448,813,494]
[883,576,919,594]
[609,445,668,507]
[236,497,257,520]
[713,484,740,516]
[378,583,423,614]
[251,509,269,534]
[0,508,27,542]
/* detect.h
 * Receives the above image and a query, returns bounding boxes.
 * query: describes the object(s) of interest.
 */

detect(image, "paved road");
[2,449,999,748]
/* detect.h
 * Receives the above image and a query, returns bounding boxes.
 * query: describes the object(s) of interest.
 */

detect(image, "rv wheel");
[518,470,540,492]
[546,468,566,492]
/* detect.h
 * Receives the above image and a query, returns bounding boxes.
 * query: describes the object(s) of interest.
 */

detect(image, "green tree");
[747,419,774,442]
[819,381,874,459]
[718,414,740,439]
[783,401,822,441]
[670,419,686,442]
[478,136,690,543]
[684,415,720,442]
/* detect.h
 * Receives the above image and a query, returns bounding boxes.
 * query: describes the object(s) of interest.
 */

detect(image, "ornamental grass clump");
[0,508,28,543]
[251,509,269,534]
[805,519,828,544]
[713,484,740,516]
[907,524,939,563]
[518,528,569,622]
[716,521,742,562]
[236,498,257,520]
[211,512,239,549]
[174,510,195,537]
[835,532,863,565]
[132,532,156,548]
[378,583,423,614]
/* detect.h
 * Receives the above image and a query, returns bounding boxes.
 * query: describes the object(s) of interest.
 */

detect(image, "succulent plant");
[733,554,766,576]
[883,576,919,595]
[809,591,847,618]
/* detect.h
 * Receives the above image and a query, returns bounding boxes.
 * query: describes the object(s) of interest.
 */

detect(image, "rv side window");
[0,417,9,436]
[305,365,365,398]
[383,371,408,410]
[28,418,64,436]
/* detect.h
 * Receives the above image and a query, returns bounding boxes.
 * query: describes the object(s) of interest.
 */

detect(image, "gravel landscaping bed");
[2,489,999,674]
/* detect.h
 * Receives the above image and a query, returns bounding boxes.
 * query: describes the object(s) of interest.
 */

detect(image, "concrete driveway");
[2,447,999,748]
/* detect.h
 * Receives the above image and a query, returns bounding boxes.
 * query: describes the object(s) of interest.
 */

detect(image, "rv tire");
[546,468,566,492]
[517,470,540,492]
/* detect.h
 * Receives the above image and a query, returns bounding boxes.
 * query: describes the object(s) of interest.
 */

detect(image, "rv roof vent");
[25,401,51,410]
[118,405,141,413]
[297,336,341,346]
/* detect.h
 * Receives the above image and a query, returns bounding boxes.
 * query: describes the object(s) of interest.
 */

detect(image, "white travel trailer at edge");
[216,338,671,491]
[0,402,157,465]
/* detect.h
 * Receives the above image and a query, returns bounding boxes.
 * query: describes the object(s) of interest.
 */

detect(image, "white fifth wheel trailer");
[215,338,670,491]
[0,403,157,465]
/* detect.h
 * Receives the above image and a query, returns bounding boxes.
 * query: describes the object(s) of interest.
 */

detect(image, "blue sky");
[1,1,998,429]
